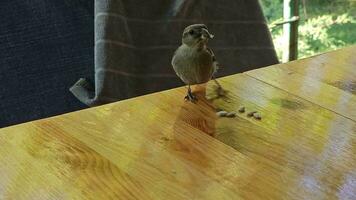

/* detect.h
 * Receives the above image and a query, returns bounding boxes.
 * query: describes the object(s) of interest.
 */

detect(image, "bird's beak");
[201,28,214,39]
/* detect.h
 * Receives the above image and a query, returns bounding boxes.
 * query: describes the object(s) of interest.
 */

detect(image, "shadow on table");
[173,85,218,137]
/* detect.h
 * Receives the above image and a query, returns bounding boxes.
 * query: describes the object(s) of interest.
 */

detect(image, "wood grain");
[207,74,356,199]
[0,46,355,200]
[246,45,356,121]
[285,45,356,94]
[1,90,300,199]
[46,93,302,200]
[0,123,153,200]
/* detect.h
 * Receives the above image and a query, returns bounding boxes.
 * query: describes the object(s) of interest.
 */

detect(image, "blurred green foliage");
[259,0,356,60]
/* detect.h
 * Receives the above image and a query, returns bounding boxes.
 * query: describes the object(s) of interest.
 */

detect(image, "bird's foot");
[216,86,227,97]
[184,91,197,103]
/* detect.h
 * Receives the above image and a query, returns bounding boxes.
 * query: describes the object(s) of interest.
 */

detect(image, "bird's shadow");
[205,84,232,103]
[172,84,218,137]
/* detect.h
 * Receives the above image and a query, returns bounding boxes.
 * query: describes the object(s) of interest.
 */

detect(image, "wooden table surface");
[1,46,355,200]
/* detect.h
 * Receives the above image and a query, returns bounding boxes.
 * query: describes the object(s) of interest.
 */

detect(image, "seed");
[216,110,228,117]
[238,106,245,113]
[253,112,262,120]
[247,111,257,117]
[226,112,236,118]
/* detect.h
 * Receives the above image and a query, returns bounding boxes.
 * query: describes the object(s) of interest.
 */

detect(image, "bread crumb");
[253,112,262,120]
[216,110,228,117]
[226,112,236,118]
[247,111,257,117]
[238,106,245,113]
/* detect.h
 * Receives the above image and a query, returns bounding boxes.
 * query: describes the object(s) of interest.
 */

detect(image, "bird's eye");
[188,30,195,35]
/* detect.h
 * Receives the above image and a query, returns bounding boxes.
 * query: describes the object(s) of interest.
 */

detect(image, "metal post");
[283,0,299,62]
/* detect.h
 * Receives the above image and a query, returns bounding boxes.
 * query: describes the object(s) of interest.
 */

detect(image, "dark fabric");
[0,0,94,128]
[71,0,279,106]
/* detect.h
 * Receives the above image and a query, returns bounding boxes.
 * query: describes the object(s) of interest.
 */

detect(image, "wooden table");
[1,46,355,200]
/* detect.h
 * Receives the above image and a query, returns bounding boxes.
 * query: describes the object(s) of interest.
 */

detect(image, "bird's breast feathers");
[172,45,216,84]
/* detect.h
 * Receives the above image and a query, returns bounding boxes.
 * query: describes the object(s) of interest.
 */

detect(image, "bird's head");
[181,24,214,47]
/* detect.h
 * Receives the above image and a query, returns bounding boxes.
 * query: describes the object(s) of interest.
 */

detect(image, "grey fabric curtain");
[70,0,278,106]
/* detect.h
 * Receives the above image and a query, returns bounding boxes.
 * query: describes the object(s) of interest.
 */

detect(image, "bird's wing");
[206,47,216,62]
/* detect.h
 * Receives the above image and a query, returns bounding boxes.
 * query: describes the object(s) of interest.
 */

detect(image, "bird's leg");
[184,85,197,102]
[212,77,226,97]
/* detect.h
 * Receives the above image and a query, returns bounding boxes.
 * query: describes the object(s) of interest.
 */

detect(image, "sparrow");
[171,24,224,102]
